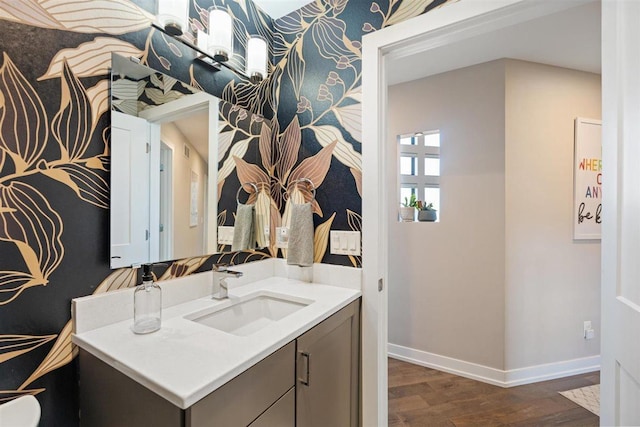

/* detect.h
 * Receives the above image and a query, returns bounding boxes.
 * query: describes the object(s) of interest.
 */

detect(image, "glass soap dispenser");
[132,263,162,334]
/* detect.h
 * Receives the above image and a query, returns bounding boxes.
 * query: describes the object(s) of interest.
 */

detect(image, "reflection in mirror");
[109,54,269,269]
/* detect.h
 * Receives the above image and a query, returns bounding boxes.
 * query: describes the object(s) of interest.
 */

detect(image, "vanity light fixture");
[151,6,269,85]
[246,36,268,84]
[156,0,189,36]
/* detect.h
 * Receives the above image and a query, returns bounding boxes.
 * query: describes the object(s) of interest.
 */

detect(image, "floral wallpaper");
[0,0,450,424]
[267,0,450,266]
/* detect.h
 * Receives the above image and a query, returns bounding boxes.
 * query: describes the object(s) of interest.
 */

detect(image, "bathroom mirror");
[110,53,268,268]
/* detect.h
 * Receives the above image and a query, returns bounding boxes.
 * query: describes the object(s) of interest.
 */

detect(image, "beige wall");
[504,59,601,370]
[387,60,507,369]
[388,58,601,374]
[161,123,208,259]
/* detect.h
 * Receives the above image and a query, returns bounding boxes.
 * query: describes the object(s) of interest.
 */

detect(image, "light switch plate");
[218,226,234,245]
[276,226,289,248]
[330,231,361,256]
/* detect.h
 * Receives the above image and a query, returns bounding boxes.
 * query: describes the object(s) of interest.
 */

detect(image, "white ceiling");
[252,0,311,19]
[387,1,601,86]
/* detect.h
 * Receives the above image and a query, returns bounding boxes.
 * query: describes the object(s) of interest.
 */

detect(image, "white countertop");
[72,276,360,409]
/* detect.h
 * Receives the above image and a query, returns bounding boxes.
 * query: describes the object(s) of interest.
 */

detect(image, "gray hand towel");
[232,203,255,251]
[287,203,314,266]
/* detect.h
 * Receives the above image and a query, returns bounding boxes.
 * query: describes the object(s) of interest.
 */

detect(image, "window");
[399,130,440,218]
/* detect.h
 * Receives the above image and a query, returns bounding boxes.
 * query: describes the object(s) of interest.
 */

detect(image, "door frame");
[159,142,174,260]
[361,0,597,424]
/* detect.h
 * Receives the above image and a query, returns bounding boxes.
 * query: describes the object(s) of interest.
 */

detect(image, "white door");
[601,1,640,424]
[110,111,150,268]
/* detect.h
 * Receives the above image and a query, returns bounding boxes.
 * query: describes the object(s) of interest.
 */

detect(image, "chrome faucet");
[212,264,243,300]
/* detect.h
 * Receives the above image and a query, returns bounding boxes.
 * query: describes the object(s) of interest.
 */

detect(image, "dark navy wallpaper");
[269,0,449,266]
[0,0,451,424]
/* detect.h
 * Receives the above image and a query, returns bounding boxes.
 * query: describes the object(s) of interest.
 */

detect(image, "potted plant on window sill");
[399,194,417,222]
[417,202,437,222]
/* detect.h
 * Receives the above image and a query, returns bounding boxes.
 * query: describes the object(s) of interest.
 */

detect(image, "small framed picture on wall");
[573,117,602,240]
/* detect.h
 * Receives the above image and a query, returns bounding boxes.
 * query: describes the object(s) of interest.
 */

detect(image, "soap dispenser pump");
[132,263,163,334]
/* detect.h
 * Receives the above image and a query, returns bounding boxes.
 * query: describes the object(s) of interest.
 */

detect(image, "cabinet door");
[79,349,183,427]
[186,342,294,426]
[296,299,360,427]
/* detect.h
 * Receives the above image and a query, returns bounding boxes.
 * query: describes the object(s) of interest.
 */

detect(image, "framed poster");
[190,170,198,227]
[573,117,602,240]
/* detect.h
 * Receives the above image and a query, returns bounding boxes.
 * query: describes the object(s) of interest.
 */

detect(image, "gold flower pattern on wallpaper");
[0,52,111,401]
[0,0,451,423]
[234,114,339,260]
[274,3,365,201]
[0,333,58,399]
[0,0,154,34]
[0,56,66,305]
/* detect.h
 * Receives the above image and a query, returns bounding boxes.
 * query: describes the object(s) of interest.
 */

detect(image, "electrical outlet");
[583,320,595,340]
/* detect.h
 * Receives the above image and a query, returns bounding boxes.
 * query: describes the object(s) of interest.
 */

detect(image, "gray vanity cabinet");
[78,299,360,427]
[296,299,360,427]
[79,342,295,427]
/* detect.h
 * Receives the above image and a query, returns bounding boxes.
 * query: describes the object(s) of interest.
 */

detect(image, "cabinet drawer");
[186,341,294,426]
[248,387,294,427]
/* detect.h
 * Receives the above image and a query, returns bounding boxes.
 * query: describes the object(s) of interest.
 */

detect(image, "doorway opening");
[361,1,608,424]
[386,0,602,390]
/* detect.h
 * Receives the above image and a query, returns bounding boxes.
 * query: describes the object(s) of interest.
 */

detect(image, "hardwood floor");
[388,358,600,426]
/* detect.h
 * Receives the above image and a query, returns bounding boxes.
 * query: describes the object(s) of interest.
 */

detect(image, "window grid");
[398,131,441,217]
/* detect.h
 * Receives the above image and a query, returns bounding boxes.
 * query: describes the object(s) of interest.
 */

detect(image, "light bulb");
[157,0,189,36]
[208,8,233,62]
[246,36,268,83]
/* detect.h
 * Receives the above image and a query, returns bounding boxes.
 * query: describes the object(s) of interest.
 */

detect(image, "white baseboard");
[503,355,601,387]
[388,343,600,388]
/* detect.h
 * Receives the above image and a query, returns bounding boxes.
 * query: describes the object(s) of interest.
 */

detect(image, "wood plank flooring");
[388,358,600,426]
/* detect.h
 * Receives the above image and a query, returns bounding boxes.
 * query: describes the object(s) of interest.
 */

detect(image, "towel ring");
[286,178,316,201]
[236,182,258,204]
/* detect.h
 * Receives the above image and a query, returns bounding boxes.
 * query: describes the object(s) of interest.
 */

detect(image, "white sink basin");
[186,293,313,336]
